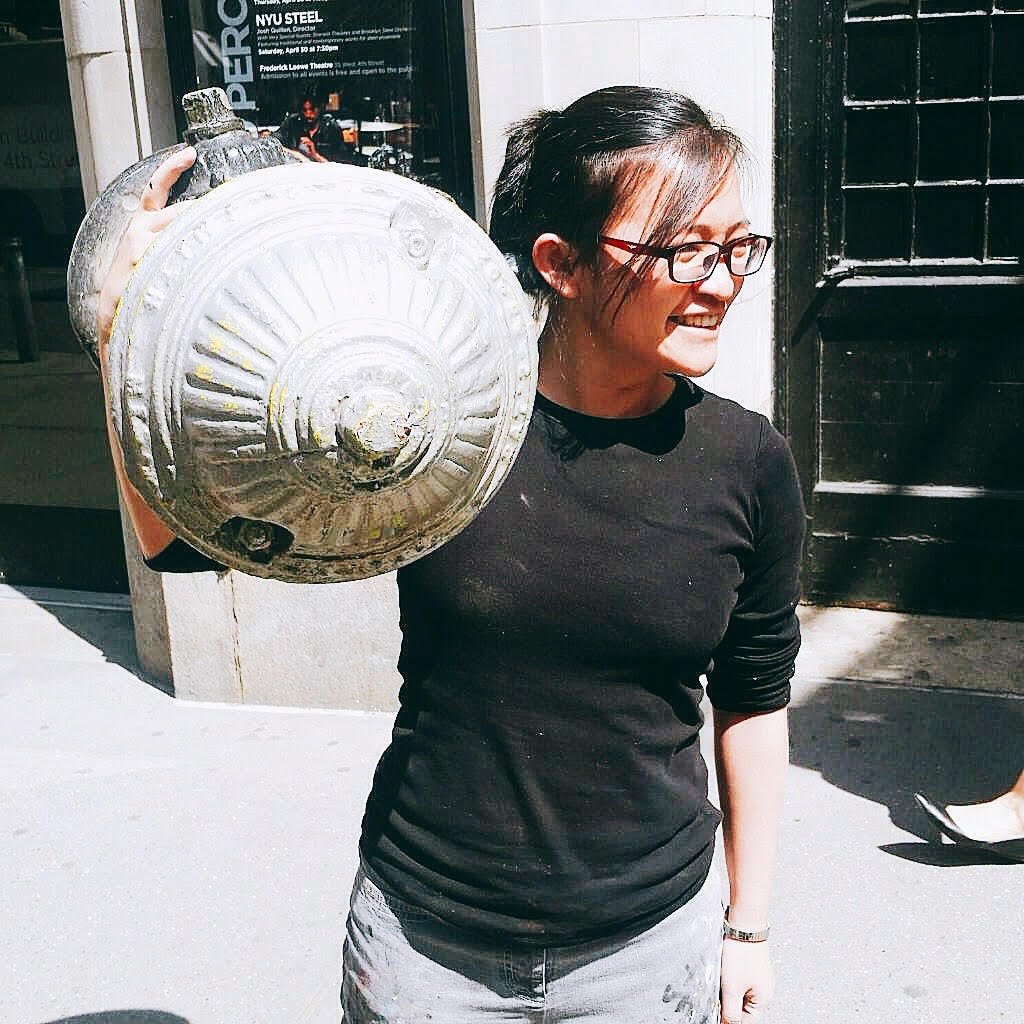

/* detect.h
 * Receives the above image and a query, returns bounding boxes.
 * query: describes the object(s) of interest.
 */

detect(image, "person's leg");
[945,768,1024,843]
[341,865,540,1024]
[544,864,724,1024]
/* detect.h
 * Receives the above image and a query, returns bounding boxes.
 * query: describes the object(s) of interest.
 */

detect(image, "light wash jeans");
[341,861,724,1024]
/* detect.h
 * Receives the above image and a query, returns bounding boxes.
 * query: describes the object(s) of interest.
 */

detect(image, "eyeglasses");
[598,233,773,284]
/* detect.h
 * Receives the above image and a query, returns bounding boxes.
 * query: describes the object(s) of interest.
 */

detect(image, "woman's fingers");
[97,151,198,349]
[147,200,191,234]
[140,146,197,212]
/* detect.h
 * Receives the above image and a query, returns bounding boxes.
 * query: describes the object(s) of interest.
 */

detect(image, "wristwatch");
[723,908,771,943]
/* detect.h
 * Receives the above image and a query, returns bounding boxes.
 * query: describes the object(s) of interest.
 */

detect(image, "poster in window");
[190,0,439,186]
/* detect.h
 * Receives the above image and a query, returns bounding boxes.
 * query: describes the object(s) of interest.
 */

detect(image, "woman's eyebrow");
[672,218,751,242]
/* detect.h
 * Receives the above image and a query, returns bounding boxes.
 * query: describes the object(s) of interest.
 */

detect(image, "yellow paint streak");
[208,336,224,354]
[194,363,213,382]
[267,383,287,421]
[368,527,382,541]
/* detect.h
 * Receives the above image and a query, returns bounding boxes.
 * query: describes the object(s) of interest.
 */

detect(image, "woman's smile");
[668,311,724,331]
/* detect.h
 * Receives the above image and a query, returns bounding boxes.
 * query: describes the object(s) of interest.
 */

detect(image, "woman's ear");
[532,233,581,299]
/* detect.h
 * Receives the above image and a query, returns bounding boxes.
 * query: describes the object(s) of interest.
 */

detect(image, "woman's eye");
[674,245,707,265]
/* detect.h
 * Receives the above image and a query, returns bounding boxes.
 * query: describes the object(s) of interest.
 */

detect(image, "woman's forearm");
[95,147,197,561]
[713,705,789,930]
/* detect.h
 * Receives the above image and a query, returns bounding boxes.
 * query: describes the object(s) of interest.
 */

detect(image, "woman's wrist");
[724,905,771,942]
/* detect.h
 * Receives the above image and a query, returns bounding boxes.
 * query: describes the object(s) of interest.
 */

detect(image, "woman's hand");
[720,938,773,1023]
[96,145,197,353]
[713,706,787,1023]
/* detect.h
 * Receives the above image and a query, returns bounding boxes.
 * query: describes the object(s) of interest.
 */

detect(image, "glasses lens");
[728,236,769,276]
[672,243,720,283]
[670,237,770,281]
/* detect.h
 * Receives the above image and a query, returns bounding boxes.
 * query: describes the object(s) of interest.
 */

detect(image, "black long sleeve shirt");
[360,378,805,944]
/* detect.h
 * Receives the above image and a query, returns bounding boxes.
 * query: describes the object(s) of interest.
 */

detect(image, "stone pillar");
[62,0,403,710]
[59,0,178,200]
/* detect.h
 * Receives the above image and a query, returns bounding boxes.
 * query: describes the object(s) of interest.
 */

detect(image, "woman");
[98,86,804,1024]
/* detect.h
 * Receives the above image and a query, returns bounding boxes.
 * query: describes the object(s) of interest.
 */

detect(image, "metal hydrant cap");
[104,162,538,582]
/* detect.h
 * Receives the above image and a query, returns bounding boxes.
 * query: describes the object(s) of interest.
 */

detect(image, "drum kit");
[68,89,538,584]
[357,119,415,178]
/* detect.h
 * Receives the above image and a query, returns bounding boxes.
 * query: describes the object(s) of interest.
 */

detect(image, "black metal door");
[776,0,1024,617]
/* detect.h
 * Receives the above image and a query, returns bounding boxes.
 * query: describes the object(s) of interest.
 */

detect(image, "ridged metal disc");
[68,130,291,366]
[106,162,537,582]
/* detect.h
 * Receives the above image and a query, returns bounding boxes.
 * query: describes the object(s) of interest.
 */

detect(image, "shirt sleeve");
[705,419,806,713]
[143,538,226,574]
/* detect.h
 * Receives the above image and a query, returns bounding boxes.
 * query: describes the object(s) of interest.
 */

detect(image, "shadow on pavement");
[35,1013,192,1024]
[878,842,1019,866]
[788,679,1023,862]
[8,585,172,695]
[39,601,142,676]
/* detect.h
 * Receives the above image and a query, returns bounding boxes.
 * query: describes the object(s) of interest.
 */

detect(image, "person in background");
[96,85,805,1023]
[275,93,356,164]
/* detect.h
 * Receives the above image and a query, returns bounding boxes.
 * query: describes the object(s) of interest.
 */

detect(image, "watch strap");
[723,908,770,943]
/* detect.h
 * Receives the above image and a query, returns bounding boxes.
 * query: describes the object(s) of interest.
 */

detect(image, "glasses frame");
[598,233,774,284]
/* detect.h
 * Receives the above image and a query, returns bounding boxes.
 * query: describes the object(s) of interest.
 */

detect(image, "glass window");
[844,188,912,258]
[166,0,472,209]
[0,0,127,589]
[845,107,913,184]
[841,6,1024,263]
[992,14,1024,96]
[920,17,988,99]
[917,103,986,181]
[846,21,914,100]
[987,184,1024,257]
[0,5,85,281]
[990,102,1024,179]
[914,186,984,258]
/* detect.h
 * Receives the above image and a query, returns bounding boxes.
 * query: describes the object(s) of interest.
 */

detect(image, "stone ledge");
[797,604,1024,697]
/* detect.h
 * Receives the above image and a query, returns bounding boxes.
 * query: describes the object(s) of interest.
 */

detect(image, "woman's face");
[577,165,748,381]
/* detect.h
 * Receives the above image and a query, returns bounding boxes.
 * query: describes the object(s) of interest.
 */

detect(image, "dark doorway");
[0,1,128,593]
[776,0,1024,618]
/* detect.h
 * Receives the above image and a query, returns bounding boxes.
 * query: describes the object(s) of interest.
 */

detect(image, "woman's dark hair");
[489,86,744,311]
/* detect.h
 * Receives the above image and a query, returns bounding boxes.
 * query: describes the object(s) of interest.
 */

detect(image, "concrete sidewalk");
[1,586,1021,1024]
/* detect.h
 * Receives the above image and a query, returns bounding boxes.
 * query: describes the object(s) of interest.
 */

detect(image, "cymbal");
[359,120,406,132]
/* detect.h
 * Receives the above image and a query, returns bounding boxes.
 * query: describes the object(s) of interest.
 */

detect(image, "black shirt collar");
[534,375,702,456]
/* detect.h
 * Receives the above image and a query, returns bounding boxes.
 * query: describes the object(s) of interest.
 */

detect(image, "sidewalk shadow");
[10,586,172,695]
[788,678,1023,863]
[38,601,141,675]
[36,1013,192,1024]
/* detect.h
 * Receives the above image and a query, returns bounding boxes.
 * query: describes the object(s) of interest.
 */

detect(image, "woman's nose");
[697,255,741,299]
